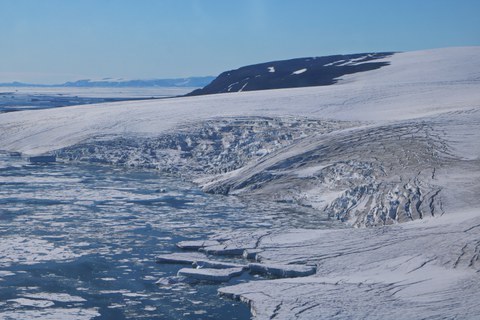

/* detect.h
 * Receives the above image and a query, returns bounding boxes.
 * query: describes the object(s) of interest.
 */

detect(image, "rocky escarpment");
[187,52,393,96]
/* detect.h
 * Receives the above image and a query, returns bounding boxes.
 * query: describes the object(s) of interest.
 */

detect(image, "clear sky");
[1,0,480,84]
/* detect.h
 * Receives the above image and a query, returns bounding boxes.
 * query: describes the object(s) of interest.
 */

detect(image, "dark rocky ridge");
[187,52,394,96]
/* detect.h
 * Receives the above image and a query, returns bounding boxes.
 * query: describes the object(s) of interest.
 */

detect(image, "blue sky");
[1,0,479,84]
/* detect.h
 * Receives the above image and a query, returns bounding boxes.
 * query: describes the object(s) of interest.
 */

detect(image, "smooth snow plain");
[1,47,479,319]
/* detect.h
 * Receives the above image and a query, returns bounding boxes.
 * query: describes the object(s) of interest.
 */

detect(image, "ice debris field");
[1,47,480,319]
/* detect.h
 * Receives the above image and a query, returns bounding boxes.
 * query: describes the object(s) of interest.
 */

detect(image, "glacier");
[1,46,479,319]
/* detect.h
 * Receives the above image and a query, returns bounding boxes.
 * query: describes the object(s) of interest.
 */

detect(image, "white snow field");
[1,47,480,319]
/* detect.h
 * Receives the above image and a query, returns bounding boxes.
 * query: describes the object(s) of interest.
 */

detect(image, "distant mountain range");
[188,52,394,96]
[0,76,215,88]
[1,53,394,94]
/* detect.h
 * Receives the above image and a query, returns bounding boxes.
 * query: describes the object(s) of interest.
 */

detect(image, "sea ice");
[177,267,244,282]
[22,293,86,303]
[8,298,55,308]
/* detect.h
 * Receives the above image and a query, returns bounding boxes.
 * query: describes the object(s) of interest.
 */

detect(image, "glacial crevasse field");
[1,47,479,319]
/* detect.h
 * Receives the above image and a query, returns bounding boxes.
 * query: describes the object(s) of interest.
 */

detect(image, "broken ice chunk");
[177,267,244,283]
[155,276,187,286]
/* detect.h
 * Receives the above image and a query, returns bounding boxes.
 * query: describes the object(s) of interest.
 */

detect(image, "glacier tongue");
[54,112,467,227]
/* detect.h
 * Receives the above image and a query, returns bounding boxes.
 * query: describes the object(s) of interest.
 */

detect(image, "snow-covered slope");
[0,47,479,319]
[1,47,479,155]
[217,207,480,319]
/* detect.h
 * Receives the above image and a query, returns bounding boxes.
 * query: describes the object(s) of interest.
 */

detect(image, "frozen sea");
[0,87,194,113]
[0,93,331,319]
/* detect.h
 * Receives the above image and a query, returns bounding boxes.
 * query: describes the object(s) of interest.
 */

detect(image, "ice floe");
[8,298,55,308]
[22,293,87,303]
[0,236,80,267]
[177,267,244,283]
[0,308,100,320]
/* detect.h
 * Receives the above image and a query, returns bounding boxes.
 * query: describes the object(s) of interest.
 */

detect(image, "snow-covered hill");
[0,47,479,319]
